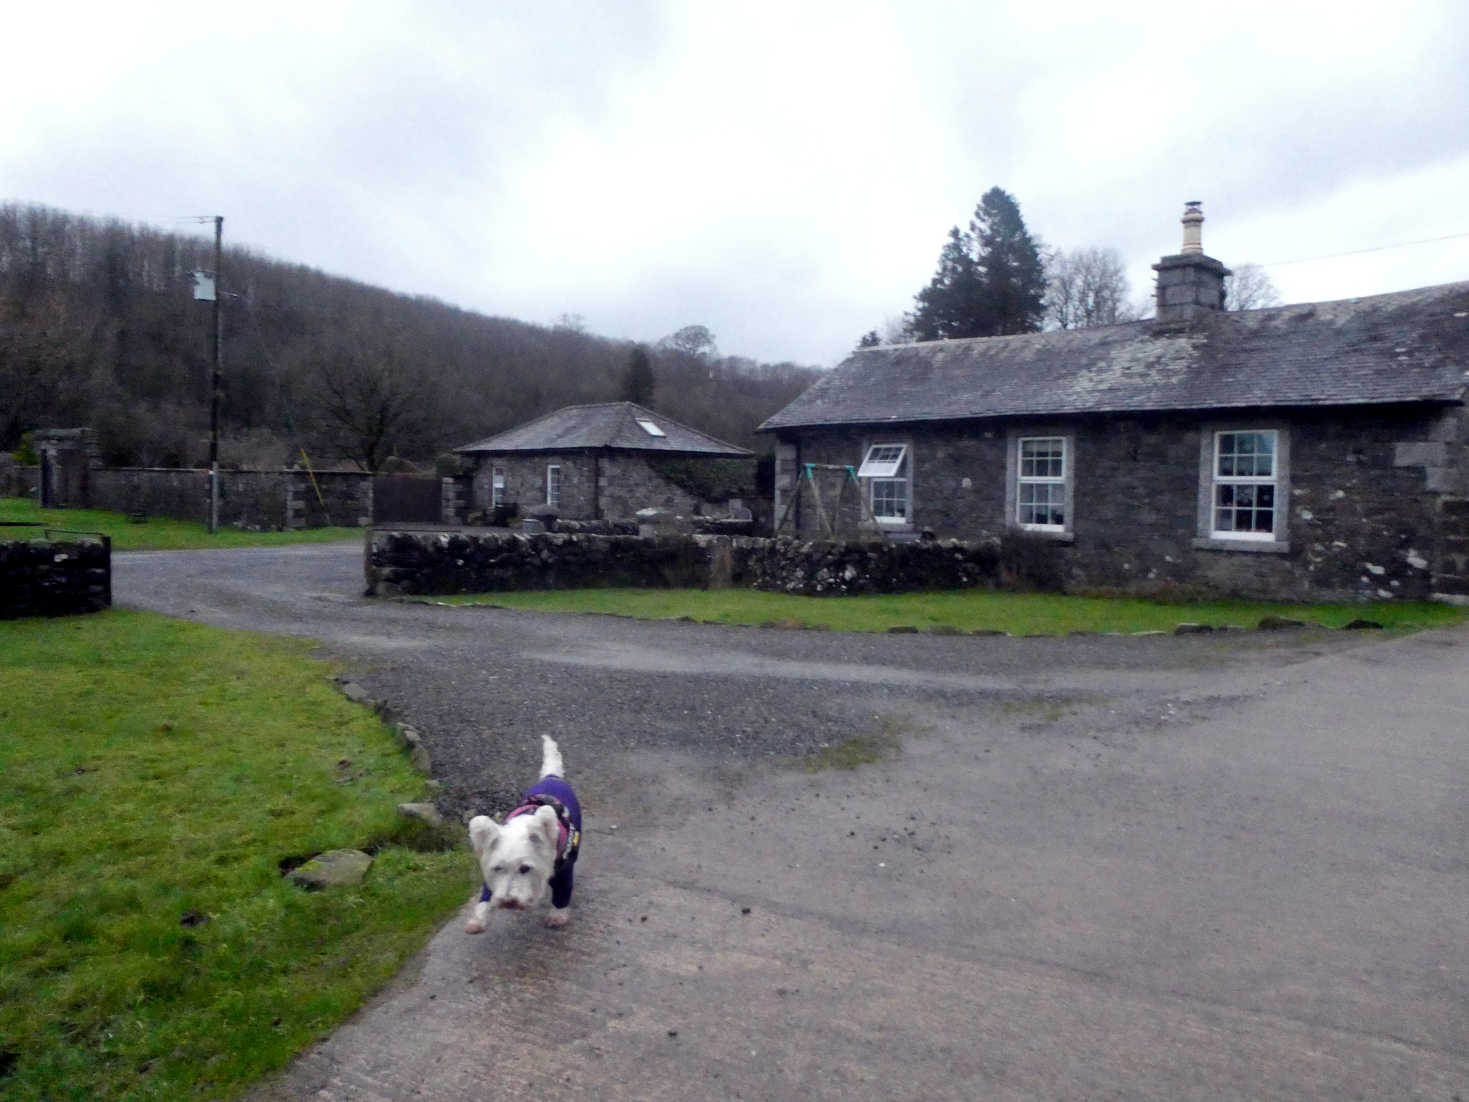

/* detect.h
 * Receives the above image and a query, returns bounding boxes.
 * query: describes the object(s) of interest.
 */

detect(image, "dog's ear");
[468,815,500,856]
[533,805,561,850]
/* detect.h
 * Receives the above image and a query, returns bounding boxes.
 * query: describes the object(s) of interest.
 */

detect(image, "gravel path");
[112,541,1359,819]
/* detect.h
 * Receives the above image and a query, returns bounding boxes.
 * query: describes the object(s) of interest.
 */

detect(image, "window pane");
[1020,438,1065,479]
[1215,486,1273,535]
[871,478,907,519]
[1019,481,1064,527]
[1217,431,1275,478]
[858,443,906,479]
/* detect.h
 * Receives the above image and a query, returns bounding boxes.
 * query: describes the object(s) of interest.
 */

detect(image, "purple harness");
[479,775,582,909]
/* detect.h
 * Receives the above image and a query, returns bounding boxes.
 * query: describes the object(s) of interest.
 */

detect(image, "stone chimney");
[1152,201,1230,326]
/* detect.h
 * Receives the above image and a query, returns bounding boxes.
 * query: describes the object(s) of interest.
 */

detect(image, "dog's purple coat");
[478,774,582,909]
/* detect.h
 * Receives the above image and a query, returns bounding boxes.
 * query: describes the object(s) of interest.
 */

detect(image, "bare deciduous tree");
[658,324,718,359]
[1045,246,1138,329]
[309,337,437,472]
[1224,263,1283,311]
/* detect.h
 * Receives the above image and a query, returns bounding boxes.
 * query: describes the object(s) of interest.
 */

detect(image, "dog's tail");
[540,734,565,779]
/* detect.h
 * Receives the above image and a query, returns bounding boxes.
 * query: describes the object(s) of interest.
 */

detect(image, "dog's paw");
[465,900,489,934]
[544,907,570,928]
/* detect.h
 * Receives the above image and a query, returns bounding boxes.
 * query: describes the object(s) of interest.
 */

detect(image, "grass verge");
[432,586,1467,636]
[0,610,469,1101]
[0,497,363,551]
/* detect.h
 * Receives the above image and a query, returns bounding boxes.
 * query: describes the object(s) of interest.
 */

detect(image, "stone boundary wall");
[290,471,374,528]
[365,530,1006,597]
[0,536,111,618]
[78,468,373,529]
[367,530,715,595]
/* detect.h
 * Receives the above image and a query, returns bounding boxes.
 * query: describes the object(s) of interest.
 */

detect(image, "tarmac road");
[114,543,1469,1101]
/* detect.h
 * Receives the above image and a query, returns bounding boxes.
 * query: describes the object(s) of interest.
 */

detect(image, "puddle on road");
[523,643,1018,693]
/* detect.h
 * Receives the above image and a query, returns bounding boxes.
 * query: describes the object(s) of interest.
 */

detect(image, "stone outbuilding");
[759,203,1469,603]
[454,402,754,523]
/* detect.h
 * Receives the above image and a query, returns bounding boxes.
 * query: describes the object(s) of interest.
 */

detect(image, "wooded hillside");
[0,204,822,470]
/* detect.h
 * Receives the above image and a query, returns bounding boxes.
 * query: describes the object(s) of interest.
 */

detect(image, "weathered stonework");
[367,529,716,595]
[75,468,373,529]
[364,530,1010,597]
[1,537,111,618]
[1433,497,1469,601]
[467,452,745,523]
[775,405,1465,601]
[441,475,472,525]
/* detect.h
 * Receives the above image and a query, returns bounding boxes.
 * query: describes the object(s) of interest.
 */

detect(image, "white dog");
[465,735,582,931]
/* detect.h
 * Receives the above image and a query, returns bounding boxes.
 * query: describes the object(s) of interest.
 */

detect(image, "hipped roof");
[760,281,1469,432]
[456,402,752,456]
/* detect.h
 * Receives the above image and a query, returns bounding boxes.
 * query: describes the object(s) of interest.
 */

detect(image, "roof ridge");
[759,278,1469,432]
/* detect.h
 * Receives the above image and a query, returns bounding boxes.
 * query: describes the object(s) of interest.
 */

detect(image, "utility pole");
[208,216,222,533]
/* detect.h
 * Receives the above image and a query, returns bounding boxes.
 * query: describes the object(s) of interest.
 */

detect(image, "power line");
[1257,230,1469,269]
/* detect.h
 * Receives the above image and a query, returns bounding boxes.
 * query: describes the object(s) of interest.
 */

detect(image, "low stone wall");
[0,536,111,618]
[365,530,1006,597]
[735,536,1001,594]
[367,530,715,595]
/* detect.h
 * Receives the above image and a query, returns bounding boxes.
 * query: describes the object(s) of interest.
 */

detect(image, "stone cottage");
[454,402,753,522]
[759,204,1469,602]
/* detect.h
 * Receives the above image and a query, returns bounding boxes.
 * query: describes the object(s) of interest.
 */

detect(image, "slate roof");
[760,281,1469,432]
[455,402,752,456]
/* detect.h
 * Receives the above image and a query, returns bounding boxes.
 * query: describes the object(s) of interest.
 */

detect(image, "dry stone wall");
[0,537,111,618]
[365,530,1006,597]
[366,530,713,595]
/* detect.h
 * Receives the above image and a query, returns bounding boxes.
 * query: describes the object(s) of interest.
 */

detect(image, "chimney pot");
[1181,201,1204,255]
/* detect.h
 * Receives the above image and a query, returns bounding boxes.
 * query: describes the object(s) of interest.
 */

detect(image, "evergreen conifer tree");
[621,344,656,407]
[906,187,1046,340]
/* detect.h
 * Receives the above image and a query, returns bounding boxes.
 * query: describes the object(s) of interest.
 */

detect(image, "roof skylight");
[636,418,666,437]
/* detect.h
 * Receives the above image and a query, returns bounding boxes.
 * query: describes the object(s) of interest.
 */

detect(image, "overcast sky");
[6,1,1467,367]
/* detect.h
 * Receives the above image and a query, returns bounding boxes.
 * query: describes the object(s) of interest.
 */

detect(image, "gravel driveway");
[113,542,1469,1100]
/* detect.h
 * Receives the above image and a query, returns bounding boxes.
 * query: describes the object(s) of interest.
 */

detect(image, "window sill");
[1191,537,1291,554]
[1015,527,1075,543]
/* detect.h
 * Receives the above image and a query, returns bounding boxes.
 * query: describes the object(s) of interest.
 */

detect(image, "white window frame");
[490,465,506,508]
[858,442,910,527]
[546,464,561,509]
[1209,430,1277,542]
[1004,429,1075,539]
[1016,436,1068,531]
[1194,423,1290,552]
[635,418,666,437]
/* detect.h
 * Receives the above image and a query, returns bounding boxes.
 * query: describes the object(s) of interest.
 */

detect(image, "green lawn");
[0,610,470,1101]
[0,498,363,551]
[438,586,1468,635]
